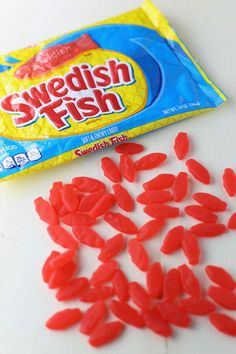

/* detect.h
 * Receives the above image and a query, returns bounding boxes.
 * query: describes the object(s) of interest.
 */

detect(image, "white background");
[0,1,236,354]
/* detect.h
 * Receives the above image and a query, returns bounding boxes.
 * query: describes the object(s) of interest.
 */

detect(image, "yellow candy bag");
[0,0,226,181]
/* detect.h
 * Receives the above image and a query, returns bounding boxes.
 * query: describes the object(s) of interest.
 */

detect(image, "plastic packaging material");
[0,0,226,182]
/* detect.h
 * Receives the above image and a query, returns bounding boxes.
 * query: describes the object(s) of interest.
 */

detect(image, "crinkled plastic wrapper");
[0,0,226,181]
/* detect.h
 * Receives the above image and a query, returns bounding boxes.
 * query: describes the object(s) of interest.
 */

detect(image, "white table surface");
[0,1,236,354]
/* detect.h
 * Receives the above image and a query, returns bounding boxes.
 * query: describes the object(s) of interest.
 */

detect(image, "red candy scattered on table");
[34,132,236,347]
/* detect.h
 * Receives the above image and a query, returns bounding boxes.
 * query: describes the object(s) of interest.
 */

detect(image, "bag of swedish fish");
[0,0,226,181]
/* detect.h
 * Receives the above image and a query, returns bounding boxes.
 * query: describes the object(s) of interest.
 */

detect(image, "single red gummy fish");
[42,251,60,283]
[49,182,63,210]
[173,132,190,160]
[98,234,125,263]
[190,223,226,237]
[129,281,151,311]
[182,230,200,265]
[128,239,150,272]
[146,262,163,298]
[72,176,106,193]
[47,225,79,249]
[144,204,180,219]
[79,190,106,213]
[73,226,105,248]
[209,313,236,336]
[184,205,218,223]
[80,301,107,335]
[34,197,58,225]
[179,297,216,315]
[142,308,172,337]
[80,286,114,302]
[110,300,145,328]
[90,260,118,286]
[192,192,227,212]
[89,321,125,347]
[227,212,236,230]
[207,286,236,310]
[156,302,191,328]
[161,226,184,254]
[222,168,236,197]
[134,153,167,170]
[48,261,77,289]
[112,269,129,302]
[104,211,137,234]
[178,264,201,298]
[143,173,175,190]
[137,219,165,241]
[205,265,235,290]
[101,157,122,183]
[112,184,134,212]
[60,213,96,227]
[186,158,211,184]
[61,184,78,213]
[90,193,115,217]
[50,249,76,270]
[115,142,144,155]
[46,308,83,330]
[56,277,89,301]
[119,154,136,182]
[172,172,188,202]
[137,190,172,205]
[163,268,182,302]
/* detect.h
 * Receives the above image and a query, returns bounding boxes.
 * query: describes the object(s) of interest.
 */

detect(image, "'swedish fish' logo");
[1,59,135,131]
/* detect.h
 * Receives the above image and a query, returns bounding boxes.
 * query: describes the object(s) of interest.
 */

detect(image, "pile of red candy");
[34,132,236,348]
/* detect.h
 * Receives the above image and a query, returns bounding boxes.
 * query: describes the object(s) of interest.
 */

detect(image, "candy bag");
[0,0,226,181]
